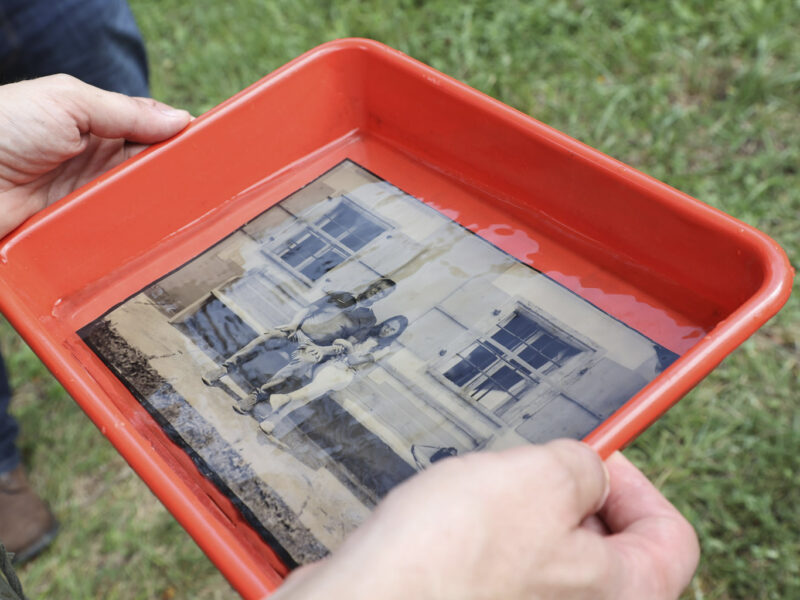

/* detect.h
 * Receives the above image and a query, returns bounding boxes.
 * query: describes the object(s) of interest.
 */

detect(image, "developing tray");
[0,39,791,598]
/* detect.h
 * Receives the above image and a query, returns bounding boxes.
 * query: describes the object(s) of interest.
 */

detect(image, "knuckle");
[46,73,79,87]
[539,444,578,478]
[43,74,85,99]
[537,444,589,504]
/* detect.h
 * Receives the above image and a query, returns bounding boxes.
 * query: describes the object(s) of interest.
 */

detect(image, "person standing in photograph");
[259,316,409,436]
[203,278,397,414]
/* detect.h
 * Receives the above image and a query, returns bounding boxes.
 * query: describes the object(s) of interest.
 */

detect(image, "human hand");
[272,440,699,600]
[0,74,191,238]
[330,339,354,356]
[276,325,299,341]
[293,344,323,363]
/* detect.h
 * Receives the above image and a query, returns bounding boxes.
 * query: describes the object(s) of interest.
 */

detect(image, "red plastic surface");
[0,39,792,598]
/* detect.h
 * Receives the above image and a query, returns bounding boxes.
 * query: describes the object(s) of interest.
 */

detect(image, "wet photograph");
[80,160,678,564]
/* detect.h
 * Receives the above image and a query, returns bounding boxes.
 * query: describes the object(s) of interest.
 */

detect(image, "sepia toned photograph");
[80,160,678,565]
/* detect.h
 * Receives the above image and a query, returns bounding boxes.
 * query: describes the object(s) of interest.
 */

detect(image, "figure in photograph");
[257,315,409,435]
[202,277,397,413]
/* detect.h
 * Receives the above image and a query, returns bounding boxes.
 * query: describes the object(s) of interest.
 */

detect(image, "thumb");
[482,439,610,527]
[46,74,191,143]
[535,439,611,524]
[599,452,700,599]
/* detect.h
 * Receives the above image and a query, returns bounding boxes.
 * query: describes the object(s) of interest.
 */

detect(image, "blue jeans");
[0,352,17,474]
[0,0,149,473]
[0,0,148,96]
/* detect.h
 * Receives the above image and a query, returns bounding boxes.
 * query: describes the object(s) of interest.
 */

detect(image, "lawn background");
[3,1,797,598]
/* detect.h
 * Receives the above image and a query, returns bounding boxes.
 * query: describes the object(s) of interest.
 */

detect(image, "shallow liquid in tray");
[80,159,695,565]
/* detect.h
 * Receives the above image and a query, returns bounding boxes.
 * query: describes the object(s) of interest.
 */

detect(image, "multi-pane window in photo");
[278,199,386,281]
[444,310,582,414]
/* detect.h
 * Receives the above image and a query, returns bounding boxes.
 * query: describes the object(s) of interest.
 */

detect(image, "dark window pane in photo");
[342,231,370,251]
[340,221,384,251]
[346,221,385,250]
[179,297,257,361]
[504,312,540,340]
[300,248,347,281]
[492,327,521,350]
[561,344,580,362]
[531,331,556,352]
[537,337,561,359]
[518,346,550,370]
[471,365,524,404]
[465,343,500,371]
[319,202,386,251]
[281,233,325,268]
[444,360,479,387]
[320,219,347,239]
[326,203,360,228]
[558,346,580,366]
[540,339,580,366]
[491,365,524,391]
[551,340,579,363]
[340,233,366,251]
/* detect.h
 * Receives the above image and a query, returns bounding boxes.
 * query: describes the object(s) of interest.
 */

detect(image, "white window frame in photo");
[263,195,394,286]
[429,300,602,425]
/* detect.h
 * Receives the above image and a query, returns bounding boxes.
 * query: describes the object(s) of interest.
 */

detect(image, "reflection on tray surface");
[80,160,678,564]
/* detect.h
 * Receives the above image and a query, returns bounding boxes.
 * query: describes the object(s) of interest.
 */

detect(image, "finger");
[539,439,610,522]
[488,440,610,526]
[601,452,699,599]
[600,452,689,531]
[46,75,191,143]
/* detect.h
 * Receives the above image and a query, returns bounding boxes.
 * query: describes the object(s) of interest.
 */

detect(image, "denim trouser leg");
[0,0,149,96]
[0,0,150,473]
[0,352,19,475]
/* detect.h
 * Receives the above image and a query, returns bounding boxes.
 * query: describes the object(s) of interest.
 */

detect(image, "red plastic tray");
[0,39,792,598]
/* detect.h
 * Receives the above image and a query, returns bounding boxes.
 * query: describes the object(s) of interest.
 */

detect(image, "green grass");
[3,0,798,597]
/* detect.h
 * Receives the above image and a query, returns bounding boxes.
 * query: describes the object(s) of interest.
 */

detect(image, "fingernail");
[159,107,191,119]
[599,459,611,509]
[580,442,610,509]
